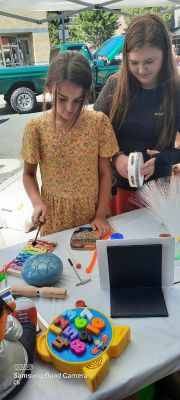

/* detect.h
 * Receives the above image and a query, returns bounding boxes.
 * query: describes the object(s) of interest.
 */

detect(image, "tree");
[47,12,70,45]
[71,10,119,48]
[48,10,119,47]
[47,7,175,47]
[68,23,85,44]
[122,6,175,30]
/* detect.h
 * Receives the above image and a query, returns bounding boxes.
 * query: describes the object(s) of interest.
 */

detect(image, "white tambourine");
[128,152,144,188]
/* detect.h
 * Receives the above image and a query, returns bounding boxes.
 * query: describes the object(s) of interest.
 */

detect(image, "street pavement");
[0,95,40,249]
[0,95,45,186]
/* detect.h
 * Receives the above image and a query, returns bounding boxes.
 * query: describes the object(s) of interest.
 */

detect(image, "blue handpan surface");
[21,253,63,286]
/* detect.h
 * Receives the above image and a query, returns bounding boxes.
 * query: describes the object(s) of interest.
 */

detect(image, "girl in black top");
[94,13,180,214]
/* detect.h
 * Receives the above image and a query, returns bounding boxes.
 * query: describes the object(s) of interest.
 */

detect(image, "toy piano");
[37,306,130,391]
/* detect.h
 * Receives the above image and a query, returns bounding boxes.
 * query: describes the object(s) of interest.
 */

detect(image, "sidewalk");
[0,94,43,249]
[0,171,37,249]
[0,95,5,107]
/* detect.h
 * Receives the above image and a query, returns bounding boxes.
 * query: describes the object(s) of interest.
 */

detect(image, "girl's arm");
[93,76,116,116]
[141,147,180,180]
[23,161,47,226]
[114,153,129,179]
[175,132,180,148]
[173,132,180,175]
[91,157,112,237]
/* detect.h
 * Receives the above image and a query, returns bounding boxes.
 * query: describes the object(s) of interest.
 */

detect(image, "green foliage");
[74,11,119,48]
[48,10,119,47]
[68,25,85,44]
[47,12,59,45]
[47,12,70,45]
[123,7,175,29]
[47,7,175,47]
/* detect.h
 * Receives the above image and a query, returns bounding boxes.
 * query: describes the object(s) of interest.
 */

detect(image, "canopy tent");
[0,0,179,21]
[0,0,179,12]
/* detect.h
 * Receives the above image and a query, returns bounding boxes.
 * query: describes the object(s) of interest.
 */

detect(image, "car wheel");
[10,87,37,113]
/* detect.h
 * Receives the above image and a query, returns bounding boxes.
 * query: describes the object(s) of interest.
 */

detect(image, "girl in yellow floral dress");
[21,51,119,237]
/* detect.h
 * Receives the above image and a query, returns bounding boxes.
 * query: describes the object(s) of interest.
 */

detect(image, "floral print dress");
[21,109,119,236]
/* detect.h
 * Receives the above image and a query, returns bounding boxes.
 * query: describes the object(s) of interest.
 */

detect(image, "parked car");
[0,64,48,113]
[51,35,124,94]
[0,35,124,113]
[49,42,94,63]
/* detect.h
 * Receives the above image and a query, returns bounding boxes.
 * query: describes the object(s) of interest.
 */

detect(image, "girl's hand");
[32,202,47,227]
[173,164,180,176]
[140,149,159,181]
[91,217,111,238]
[115,154,129,178]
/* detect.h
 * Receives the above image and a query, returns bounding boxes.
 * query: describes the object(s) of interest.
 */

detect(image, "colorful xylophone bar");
[5,239,56,277]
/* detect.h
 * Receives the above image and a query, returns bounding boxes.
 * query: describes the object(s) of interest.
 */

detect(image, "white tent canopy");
[0,0,179,25]
[0,0,179,12]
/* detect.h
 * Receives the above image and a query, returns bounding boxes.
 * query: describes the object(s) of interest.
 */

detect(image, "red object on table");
[159,233,172,237]
[75,300,87,307]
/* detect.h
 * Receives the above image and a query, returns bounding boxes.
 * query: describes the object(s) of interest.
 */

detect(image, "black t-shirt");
[94,76,180,190]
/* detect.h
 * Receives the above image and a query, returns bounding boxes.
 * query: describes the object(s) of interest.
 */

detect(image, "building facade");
[173,29,180,57]
[0,11,50,67]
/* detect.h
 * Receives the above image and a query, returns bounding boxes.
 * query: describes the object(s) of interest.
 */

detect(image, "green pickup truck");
[0,35,124,113]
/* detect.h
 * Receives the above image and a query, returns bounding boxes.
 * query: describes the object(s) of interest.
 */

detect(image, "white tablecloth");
[1,208,180,400]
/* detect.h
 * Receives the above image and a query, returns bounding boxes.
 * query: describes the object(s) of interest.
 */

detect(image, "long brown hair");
[44,50,94,129]
[109,13,179,150]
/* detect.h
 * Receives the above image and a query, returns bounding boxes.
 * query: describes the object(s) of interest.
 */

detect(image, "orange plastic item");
[85,231,113,274]
[85,249,97,274]
[86,324,100,336]
[91,317,105,331]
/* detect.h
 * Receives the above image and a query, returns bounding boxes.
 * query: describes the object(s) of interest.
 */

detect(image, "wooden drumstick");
[11,284,67,299]
[32,224,42,246]
[39,287,67,298]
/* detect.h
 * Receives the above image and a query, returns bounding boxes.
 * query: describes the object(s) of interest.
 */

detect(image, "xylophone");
[5,239,56,277]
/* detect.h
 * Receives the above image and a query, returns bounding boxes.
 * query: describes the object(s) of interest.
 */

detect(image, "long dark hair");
[109,13,179,150]
[44,50,94,129]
